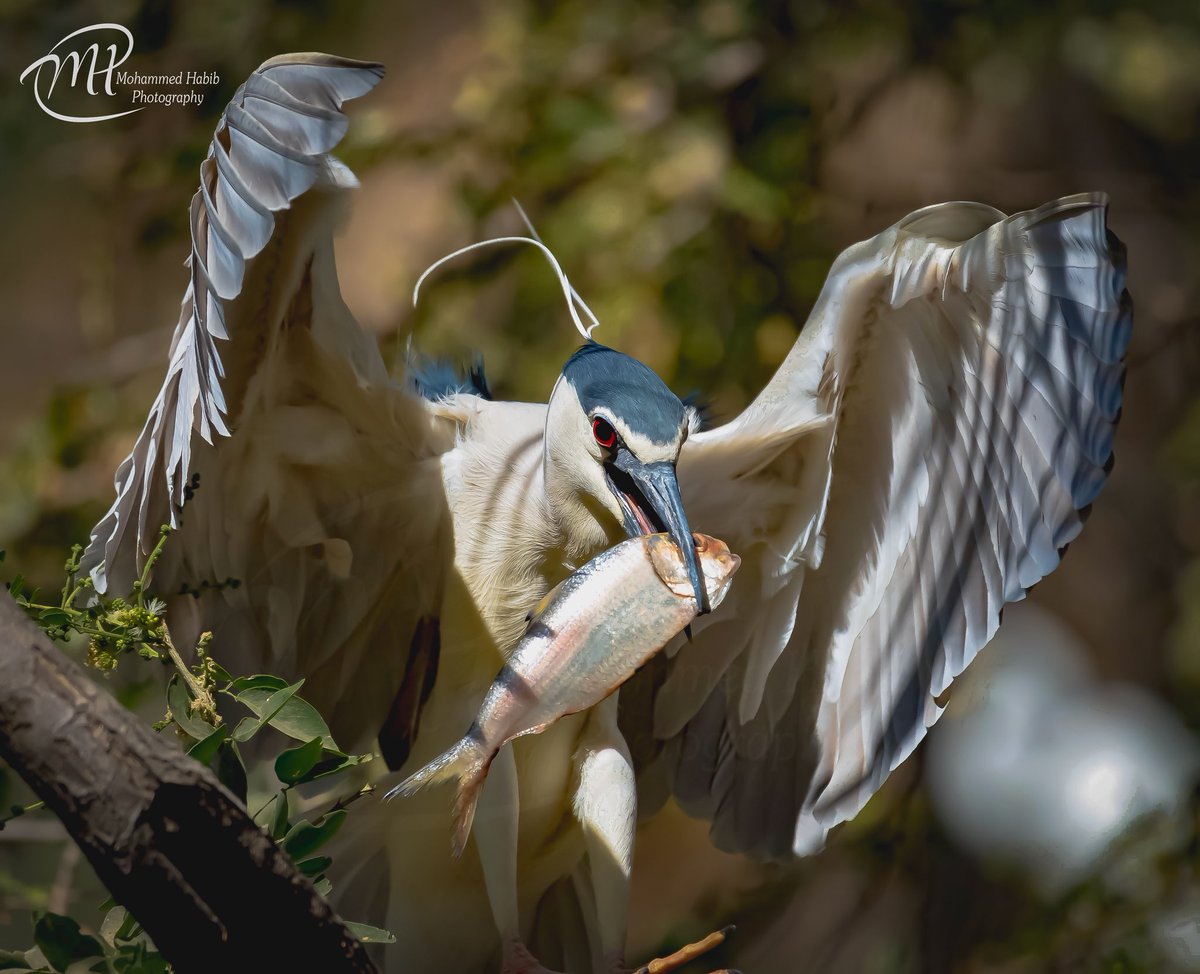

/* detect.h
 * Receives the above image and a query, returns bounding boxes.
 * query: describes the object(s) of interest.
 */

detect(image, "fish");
[384,531,741,856]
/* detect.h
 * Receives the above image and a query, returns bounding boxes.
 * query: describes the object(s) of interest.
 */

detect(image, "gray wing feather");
[81,54,384,594]
[654,194,1131,859]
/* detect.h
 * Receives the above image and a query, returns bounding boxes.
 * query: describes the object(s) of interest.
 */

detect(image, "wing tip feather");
[256,52,385,76]
[87,52,384,592]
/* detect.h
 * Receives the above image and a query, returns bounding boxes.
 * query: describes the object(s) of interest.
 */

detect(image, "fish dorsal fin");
[525,578,568,627]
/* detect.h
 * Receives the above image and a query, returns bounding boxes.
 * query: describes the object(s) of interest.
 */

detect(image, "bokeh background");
[3,0,1200,970]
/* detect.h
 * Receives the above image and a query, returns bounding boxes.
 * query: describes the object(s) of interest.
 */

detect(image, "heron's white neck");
[445,399,616,654]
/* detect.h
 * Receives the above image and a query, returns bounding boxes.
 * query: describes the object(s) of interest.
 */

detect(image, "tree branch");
[0,593,378,973]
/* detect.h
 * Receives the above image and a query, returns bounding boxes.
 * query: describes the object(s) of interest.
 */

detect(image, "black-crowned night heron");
[81,54,1132,973]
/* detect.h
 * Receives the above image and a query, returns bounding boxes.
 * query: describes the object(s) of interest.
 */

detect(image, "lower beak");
[608,457,709,614]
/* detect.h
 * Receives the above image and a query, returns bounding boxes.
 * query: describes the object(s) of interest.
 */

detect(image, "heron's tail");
[384,734,493,858]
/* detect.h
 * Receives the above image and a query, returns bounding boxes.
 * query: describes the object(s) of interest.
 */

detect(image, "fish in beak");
[604,451,710,614]
[386,530,739,855]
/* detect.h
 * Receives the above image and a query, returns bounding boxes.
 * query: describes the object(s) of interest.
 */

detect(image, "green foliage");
[7,534,172,677]
[274,738,325,784]
[229,676,334,744]
[282,811,348,861]
[0,529,391,967]
[343,923,396,946]
[0,908,166,974]
[32,913,106,972]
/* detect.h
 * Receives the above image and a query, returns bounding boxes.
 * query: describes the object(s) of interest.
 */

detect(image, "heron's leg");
[475,744,520,941]
[573,697,637,973]
[573,702,734,974]
[474,745,562,974]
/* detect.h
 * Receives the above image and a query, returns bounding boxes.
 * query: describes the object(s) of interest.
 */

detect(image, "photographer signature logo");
[19,23,141,123]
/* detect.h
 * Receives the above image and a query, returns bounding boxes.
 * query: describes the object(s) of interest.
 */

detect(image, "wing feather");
[82,54,385,595]
[641,194,1131,859]
[79,54,469,753]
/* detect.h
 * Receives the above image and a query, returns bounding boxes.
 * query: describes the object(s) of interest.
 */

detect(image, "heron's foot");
[500,938,563,974]
[624,925,738,974]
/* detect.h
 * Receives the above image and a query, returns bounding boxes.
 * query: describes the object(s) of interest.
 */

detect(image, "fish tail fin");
[383,734,491,857]
[449,755,491,859]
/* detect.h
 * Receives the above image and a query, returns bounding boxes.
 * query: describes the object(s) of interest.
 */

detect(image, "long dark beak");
[607,453,709,614]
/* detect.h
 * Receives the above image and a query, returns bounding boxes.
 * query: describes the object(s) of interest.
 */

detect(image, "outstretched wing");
[637,194,1131,859]
[81,54,469,751]
[84,54,388,592]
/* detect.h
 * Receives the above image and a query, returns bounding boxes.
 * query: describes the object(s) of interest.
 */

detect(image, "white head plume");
[413,201,600,342]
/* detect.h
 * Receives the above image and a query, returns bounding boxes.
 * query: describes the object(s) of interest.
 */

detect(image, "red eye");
[592,417,617,449]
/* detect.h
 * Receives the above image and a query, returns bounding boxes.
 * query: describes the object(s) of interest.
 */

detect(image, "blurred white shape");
[1069,753,1131,832]
[927,602,1199,895]
[1155,899,1200,972]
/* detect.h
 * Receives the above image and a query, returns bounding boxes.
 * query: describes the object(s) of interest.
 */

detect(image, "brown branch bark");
[0,593,378,973]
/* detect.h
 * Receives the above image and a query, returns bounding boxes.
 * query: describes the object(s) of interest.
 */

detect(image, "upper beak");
[607,454,709,614]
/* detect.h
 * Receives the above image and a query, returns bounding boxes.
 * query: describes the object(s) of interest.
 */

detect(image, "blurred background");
[2,0,1200,970]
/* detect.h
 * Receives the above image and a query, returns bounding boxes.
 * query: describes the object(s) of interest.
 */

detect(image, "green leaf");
[0,948,30,969]
[113,909,139,944]
[37,608,72,629]
[270,790,290,839]
[231,676,334,747]
[297,855,331,876]
[22,947,47,967]
[98,907,125,947]
[252,789,292,839]
[274,737,324,785]
[282,809,347,860]
[32,913,105,973]
[229,674,288,694]
[166,675,216,741]
[271,792,290,839]
[114,910,139,944]
[112,941,166,974]
[230,680,308,743]
[23,945,49,970]
[186,726,229,767]
[230,716,260,743]
[312,877,333,897]
[298,751,373,784]
[344,922,396,945]
[215,741,247,803]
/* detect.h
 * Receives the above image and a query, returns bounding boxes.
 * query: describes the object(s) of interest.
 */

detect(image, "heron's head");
[545,342,709,613]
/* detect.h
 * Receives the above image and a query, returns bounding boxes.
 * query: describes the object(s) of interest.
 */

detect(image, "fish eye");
[592,417,616,449]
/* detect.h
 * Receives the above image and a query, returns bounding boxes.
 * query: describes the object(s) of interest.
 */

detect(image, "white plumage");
[658,195,1129,860]
[82,54,1131,972]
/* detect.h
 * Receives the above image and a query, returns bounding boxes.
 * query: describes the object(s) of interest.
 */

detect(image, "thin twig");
[328,784,376,816]
[0,799,45,829]
[163,627,219,726]
[136,528,172,608]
